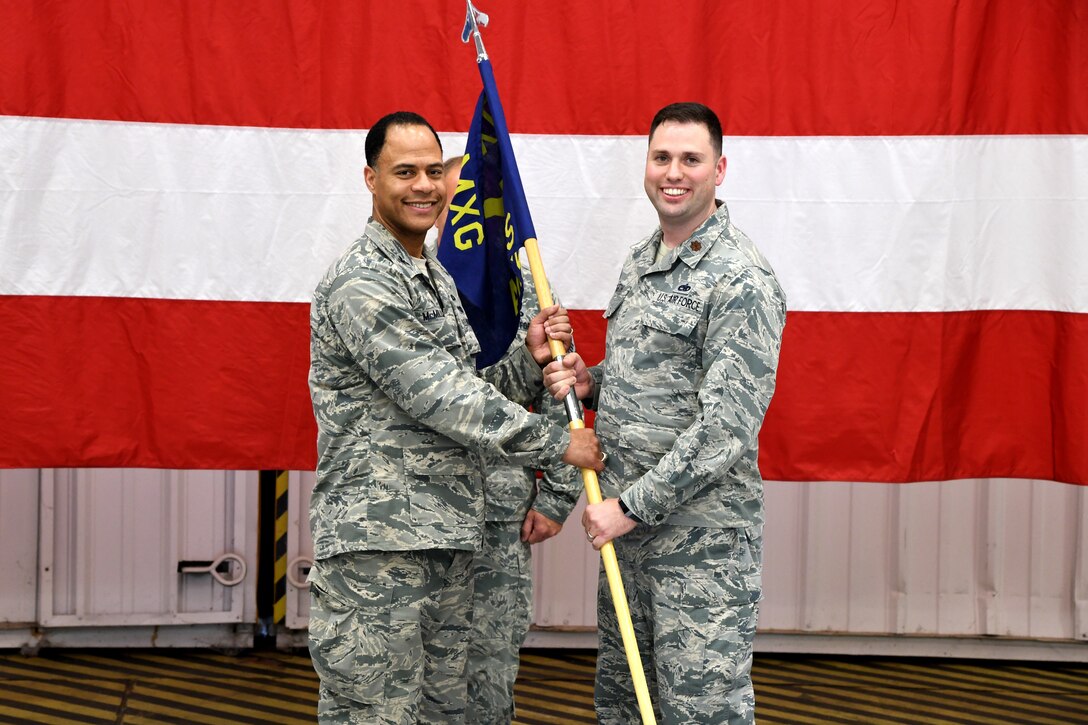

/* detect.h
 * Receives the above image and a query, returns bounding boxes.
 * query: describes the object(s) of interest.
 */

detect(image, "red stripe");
[0,296,316,470]
[2,298,1085,482]
[760,310,1088,484]
[1,1,1084,135]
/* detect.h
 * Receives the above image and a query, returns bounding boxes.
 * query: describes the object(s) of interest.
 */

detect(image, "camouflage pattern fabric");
[468,271,582,723]
[594,526,762,725]
[308,220,573,723]
[586,201,785,723]
[466,522,533,724]
[589,201,786,528]
[308,549,474,724]
[308,219,569,559]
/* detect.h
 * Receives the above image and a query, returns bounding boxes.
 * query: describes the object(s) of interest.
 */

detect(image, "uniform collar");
[637,200,730,274]
[365,218,434,280]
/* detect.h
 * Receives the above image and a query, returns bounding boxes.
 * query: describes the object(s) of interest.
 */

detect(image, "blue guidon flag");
[438,54,537,369]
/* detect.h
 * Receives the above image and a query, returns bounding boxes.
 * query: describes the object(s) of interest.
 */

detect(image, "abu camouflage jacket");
[588,201,786,529]
[308,220,569,559]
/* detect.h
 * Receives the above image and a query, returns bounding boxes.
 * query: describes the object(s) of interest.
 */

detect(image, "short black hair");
[365,111,442,168]
[648,102,723,157]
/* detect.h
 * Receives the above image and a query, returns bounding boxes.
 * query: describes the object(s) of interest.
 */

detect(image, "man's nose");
[413,172,437,193]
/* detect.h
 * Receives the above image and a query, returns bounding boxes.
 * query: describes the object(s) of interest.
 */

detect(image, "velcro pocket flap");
[402,446,477,476]
[642,308,699,337]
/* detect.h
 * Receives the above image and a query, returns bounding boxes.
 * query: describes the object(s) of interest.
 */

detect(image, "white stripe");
[2,116,1085,312]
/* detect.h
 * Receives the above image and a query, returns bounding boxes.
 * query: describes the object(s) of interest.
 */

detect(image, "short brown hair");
[648,103,723,157]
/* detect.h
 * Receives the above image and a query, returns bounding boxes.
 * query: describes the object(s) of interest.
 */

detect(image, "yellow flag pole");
[523,237,657,725]
[460,3,653,718]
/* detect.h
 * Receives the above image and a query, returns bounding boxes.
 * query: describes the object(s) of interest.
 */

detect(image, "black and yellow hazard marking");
[256,469,290,642]
[273,470,289,625]
[0,649,1086,724]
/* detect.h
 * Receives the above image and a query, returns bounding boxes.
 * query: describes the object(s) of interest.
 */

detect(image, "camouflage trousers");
[466,521,533,724]
[595,525,762,725]
[308,549,474,724]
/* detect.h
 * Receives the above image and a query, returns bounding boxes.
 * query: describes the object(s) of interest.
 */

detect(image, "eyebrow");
[391,162,444,172]
[651,149,706,158]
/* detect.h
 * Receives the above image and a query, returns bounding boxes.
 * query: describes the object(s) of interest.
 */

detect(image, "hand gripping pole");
[523,237,657,725]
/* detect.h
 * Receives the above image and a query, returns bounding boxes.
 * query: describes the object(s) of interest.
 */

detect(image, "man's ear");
[364,165,377,193]
[715,155,727,185]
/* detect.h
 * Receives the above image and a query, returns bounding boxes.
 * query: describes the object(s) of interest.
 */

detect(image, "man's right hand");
[543,352,593,401]
[562,427,604,471]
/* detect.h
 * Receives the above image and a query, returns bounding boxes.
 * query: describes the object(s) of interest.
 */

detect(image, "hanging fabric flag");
[437,7,537,367]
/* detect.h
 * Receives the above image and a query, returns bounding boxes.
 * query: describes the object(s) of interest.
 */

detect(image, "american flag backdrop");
[0,1,1085,483]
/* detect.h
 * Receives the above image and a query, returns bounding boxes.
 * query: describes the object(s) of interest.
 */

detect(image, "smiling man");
[307,111,602,724]
[544,102,787,724]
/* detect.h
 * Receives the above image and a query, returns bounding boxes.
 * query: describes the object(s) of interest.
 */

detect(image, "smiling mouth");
[405,201,437,209]
[662,188,688,197]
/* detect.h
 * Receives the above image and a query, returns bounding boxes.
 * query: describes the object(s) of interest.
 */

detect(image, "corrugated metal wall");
[0,468,258,648]
[527,478,1088,643]
[1,470,1084,649]
[0,469,39,626]
[760,479,1087,639]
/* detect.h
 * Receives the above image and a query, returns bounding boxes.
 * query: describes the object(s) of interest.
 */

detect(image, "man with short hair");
[544,102,787,724]
[436,155,583,724]
[308,111,602,724]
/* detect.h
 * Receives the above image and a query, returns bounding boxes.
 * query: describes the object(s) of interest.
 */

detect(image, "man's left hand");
[583,498,638,550]
[521,509,562,544]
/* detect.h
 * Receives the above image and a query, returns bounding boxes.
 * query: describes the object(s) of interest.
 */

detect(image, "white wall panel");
[845,484,896,633]
[1076,492,1088,640]
[936,481,979,634]
[0,469,40,624]
[5,469,1077,651]
[286,470,316,630]
[760,478,1087,643]
[802,483,852,631]
[531,496,598,630]
[38,468,257,627]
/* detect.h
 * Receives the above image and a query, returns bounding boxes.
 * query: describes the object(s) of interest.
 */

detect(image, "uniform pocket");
[635,306,702,380]
[619,422,677,455]
[642,306,699,338]
[308,581,389,705]
[403,446,481,527]
[676,529,761,694]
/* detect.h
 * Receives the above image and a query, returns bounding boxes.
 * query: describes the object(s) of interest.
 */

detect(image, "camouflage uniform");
[467,272,582,724]
[308,219,570,724]
[585,201,785,724]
